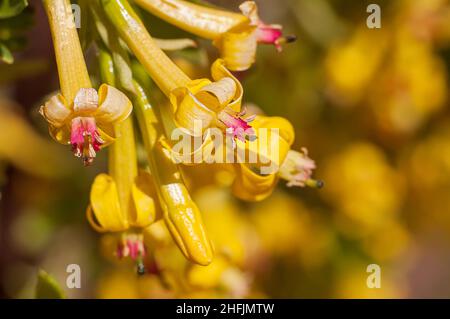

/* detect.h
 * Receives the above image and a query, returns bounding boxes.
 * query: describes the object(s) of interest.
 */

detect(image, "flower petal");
[88,174,129,232]
[231,164,278,202]
[170,82,218,135]
[39,94,71,128]
[197,77,237,112]
[161,183,214,266]
[73,88,99,113]
[235,116,295,172]
[48,124,71,145]
[214,26,257,72]
[96,84,133,124]
[130,171,160,228]
[210,59,243,112]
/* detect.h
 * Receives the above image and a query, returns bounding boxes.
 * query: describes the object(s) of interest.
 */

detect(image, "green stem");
[101,0,190,96]
[98,48,138,218]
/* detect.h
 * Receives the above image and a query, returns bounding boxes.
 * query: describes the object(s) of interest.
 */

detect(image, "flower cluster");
[39,0,320,275]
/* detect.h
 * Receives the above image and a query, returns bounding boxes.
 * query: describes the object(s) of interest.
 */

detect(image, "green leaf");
[35,270,66,299]
[0,42,13,64]
[0,0,28,19]
[0,7,34,30]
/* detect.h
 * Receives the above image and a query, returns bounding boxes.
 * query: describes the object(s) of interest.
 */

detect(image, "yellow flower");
[134,0,295,71]
[231,115,320,201]
[40,85,132,165]
[87,117,159,271]
[87,172,158,233]
[102,0,255,140]
[132,66,214,266]
[42,0,132,165]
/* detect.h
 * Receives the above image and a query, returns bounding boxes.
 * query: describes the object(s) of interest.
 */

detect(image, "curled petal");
[96,126,116,147]
[231,115,296,201]
[239,1,259,25]
[171,86,217,135]
[161,183,214,266]
[251,115,295,146]
[96,84,133,124]
[169,60,243,136]
[210,59,243,112]
[130,171,160,228]
[48,124,71,147]
[198,77,237,111]
[87,174,129,232]
[73,88,99,113]
[235,116,294,171]
[39,94,71,128]
[232,164,278,202]
[214,26,257,72]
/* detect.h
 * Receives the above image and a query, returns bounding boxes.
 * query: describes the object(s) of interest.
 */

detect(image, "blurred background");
[1,0,450,298]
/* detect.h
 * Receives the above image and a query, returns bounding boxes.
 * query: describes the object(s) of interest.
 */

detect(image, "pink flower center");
[218,111,256,142]
[280,148,323,188]
[70,117,104,166]
[117,235,147,275]
[256,25,296,52]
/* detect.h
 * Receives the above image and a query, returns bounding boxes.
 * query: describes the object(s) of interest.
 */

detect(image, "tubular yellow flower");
[102,0,255,140]
[86,51,158,273]
[170,59,253,139]
[42,0,132,165]
[232,115,321,201]
[40,85,132,165]
[132,68,214,266]
[43,0,90,103]
[86,118,159,266]
[134,0,295,71]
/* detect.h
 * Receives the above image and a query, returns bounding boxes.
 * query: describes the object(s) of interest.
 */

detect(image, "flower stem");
[101,0,190,95]
[42,0,91,103]
[133,0,246,39]
[133,70,213,266]
[99,48,138,218]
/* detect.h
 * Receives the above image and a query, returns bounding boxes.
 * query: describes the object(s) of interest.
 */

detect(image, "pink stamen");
[116,235,146,261]
[286,148,317,187]
[256,25,296,52]
[70,117,104,166]
[257,26,282,44]
[219,110,257,143]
